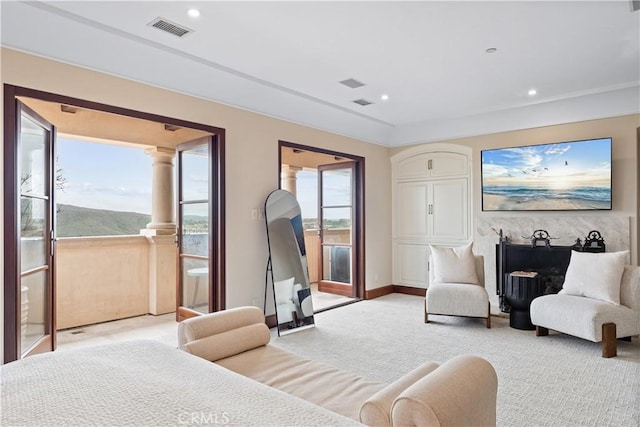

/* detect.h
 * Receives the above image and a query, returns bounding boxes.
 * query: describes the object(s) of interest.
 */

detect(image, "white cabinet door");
[429,178,468,242]
[396,154,429,180]
[393,243,429,287]
[392,149,471,288]
[395,182,429,240]
[429,152,468,178]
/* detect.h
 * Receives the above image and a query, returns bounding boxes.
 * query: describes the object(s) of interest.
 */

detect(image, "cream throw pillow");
[274,277,295,304]
[429,243,479,285]
[560,250,629,306]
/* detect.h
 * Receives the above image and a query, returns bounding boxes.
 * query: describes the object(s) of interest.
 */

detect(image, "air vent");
[353,98,373,106]
[339,78,366,89]
[60,105,78,114]
[164,124,181,132]
[631,0,640,12]
[148,17,193,38]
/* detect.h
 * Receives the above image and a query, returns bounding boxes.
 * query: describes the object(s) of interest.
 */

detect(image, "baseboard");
[365,284,427,299]
[365,285,394,299]
[393,285,427,297]
[265,314,278,328]
[318,282,353,297]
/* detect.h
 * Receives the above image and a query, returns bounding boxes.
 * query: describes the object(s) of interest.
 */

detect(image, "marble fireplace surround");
[475,215,631,311]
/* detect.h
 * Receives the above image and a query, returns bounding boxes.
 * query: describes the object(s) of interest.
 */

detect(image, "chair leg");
[536,326,549,336]
[602,323,617,358]
[424,300,429,323]
[486,303,491,328]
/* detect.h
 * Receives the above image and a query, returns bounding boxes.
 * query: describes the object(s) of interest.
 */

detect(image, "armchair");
[531,259,640,358]
[274,277,297,325]
[425,250,490,328]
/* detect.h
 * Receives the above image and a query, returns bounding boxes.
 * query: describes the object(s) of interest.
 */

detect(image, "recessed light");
[485,47,497,54]
[188,8,200,18]
[381,94,389,101]
[528,89,537,96]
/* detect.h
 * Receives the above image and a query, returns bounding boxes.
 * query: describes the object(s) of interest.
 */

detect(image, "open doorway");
[279,141,365,312]
[3,85,225,361]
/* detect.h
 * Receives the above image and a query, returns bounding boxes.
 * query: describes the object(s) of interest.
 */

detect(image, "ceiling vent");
[164,124,181,132]
[148,17,193,38]
[353,98,373,107]
[339,78,366,89]
[60,105,78,114]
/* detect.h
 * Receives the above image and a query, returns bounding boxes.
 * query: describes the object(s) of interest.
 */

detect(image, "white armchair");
[531,255,639,358]
[274,277,296,325]
[425,248,490,328]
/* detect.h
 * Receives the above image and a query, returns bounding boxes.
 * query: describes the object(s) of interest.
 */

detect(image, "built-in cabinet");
[392,145,472,288]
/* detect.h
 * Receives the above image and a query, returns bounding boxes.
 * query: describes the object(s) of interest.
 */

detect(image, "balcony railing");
[55,235,153,329]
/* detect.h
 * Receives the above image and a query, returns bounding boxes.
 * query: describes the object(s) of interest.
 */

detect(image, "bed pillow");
[429,242,479,285]
[560,250,629,305]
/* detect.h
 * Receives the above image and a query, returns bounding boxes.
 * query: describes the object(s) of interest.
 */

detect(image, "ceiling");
[20,97,211,149]
[2,1,639,147]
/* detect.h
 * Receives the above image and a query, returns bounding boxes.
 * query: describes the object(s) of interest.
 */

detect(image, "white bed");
[1,340,359,426]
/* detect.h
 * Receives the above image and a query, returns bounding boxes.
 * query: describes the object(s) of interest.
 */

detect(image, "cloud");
[544,145,571,156]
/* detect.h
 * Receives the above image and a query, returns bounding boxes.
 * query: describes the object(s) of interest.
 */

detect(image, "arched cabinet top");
[391,143,471,181]
[390,142,472,164]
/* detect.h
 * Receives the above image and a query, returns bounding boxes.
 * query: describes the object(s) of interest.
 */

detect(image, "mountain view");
[56,204,151,237]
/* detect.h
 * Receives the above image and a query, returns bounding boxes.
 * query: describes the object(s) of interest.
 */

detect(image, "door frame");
[3,84,226,362]
[278,141,365,300]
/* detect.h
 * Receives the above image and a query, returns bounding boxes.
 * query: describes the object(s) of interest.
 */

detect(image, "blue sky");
[56,138,152,214]
[482,138,611,188]
[56,138,351,220]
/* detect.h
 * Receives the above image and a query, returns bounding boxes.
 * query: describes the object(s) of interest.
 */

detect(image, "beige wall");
[55,236,150,329]
[0,49,393,333]
[391,114,640,265]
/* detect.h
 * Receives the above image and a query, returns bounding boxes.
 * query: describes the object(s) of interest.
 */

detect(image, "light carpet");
[270,293,640,427]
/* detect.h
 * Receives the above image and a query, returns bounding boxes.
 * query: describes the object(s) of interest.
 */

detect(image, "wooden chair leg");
[536,326,549,336]
[602,323,617,358]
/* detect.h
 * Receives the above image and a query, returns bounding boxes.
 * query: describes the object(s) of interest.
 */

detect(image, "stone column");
[281,165,302,196]
[144,147,176,235]
[141,147,177,315]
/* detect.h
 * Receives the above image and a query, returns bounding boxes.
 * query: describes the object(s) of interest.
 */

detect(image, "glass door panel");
[318,162,355,296]
[20,271,47,353]
[15,101,55,359]
[177,139,213,318]
[321,168,352,206]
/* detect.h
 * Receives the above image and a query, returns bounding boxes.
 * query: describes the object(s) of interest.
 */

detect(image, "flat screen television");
[481,137,612,211]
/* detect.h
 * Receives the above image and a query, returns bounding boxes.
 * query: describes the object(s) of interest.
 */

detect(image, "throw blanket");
[1,340,359,426]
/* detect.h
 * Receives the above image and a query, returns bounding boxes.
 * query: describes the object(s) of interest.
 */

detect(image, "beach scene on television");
[482,138,612,211]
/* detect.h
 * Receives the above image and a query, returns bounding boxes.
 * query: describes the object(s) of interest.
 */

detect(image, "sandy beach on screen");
[483,194,610,211]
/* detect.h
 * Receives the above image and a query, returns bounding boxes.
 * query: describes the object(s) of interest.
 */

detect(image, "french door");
[3,101,56,362]
[176,136,224,320]
[317,162,356,297]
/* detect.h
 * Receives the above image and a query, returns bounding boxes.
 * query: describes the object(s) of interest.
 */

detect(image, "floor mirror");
[264,189,315,335]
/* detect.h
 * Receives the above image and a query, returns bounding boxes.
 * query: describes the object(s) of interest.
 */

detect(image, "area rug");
[271,293,640,426]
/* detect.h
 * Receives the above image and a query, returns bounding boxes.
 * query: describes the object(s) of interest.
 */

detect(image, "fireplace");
[495,229,605,328]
